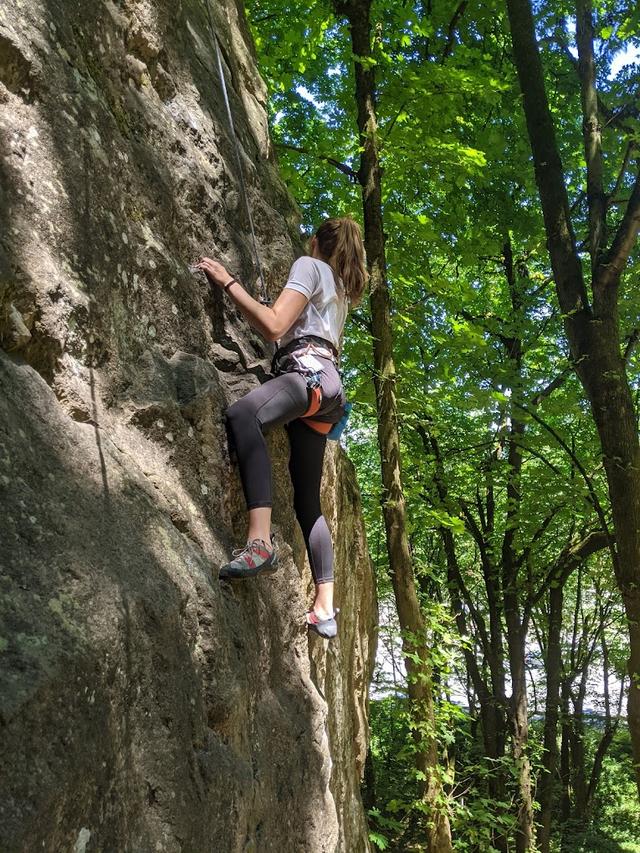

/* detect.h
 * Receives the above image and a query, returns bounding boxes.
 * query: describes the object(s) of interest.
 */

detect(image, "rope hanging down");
[203,1,269,304]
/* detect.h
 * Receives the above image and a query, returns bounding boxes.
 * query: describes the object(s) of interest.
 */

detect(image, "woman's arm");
[195,257,308,342]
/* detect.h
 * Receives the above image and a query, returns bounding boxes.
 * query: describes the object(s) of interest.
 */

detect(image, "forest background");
[245,0,640,851]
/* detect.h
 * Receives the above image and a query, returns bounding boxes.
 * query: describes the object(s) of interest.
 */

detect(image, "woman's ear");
[309,235,318,257]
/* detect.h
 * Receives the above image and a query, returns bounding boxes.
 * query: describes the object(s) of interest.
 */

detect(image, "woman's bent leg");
[225,372,309,511]
[220,374,310,579]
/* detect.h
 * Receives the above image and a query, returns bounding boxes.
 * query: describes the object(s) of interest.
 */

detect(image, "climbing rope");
[203,0,269,304]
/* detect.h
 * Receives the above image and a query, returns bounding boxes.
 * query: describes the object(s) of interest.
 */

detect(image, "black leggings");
[225,362,344,585]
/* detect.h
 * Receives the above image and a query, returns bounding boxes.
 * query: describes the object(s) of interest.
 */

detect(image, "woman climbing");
[195,217,367,639]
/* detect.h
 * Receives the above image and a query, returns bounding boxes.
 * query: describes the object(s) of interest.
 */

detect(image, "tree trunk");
[501,241,535,851]
[559,681,572,824]
[578,337,640,798]
[537,581,564,853]
[333,2,454,849]
[504,604,535,852]
[362,744,377,812]
[586,632,622,816]
[570,675,589,821]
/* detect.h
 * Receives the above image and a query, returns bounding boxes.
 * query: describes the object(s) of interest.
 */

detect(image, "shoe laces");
[231,538,271,559]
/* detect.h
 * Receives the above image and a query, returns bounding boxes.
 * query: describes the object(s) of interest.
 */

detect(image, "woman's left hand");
[195,257,233,288]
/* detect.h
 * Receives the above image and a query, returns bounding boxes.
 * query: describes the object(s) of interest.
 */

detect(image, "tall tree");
[332,1,454,849]
[422,260,609,851]
[504,0,640,796]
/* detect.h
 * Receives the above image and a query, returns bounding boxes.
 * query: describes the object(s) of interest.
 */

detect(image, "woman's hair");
[314,217,368,306]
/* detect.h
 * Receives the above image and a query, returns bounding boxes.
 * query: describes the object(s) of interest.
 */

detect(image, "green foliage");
[587,729,640,845]
[557,830,640,853]
[369,697,639,852]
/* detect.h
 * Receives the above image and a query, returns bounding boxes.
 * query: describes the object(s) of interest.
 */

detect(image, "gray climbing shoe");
[306,607,340,639]
[219,538,278,579]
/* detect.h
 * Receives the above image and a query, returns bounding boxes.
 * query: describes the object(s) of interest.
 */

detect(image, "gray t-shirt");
[280,256,348,351]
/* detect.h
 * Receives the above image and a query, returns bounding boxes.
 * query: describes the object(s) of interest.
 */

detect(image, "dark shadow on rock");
[0,350,333,852]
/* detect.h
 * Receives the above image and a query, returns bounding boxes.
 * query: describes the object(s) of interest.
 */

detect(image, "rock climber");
[195,217,367,639]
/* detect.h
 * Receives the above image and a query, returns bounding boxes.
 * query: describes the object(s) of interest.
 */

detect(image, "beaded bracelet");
[224,277,237,292]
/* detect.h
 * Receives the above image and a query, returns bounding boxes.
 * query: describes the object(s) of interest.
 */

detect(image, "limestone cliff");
[0,1,377,850]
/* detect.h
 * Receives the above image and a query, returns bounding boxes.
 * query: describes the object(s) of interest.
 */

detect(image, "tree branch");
[416,424,493,663]
[530,364,573,406]
[575,0,606,264]
[596,168,640,290]
[275,142,359,182]
[441,0,468,63]
[552,34,639,136]
[608,141,634,207]
[599,100,640,135]
[624,327,640,363]
[381,97,411,144]
[527,529,608,618]
[509,394,618,575]
[505,0,591,325]
[350,309,373,335]
[516,506,562,569]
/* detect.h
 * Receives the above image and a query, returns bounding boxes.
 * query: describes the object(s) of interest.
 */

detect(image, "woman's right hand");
[195,257,233,289]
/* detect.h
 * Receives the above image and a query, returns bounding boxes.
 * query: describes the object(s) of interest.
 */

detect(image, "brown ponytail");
[314,216,368,307]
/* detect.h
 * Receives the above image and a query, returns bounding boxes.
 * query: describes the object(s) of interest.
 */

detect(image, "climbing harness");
[271,336,351,439]
[203,0,269,305]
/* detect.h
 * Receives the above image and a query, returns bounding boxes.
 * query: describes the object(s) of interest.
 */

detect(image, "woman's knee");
[225,396,255,431]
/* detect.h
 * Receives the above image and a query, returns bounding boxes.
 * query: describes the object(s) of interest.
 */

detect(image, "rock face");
[0,2,377,851]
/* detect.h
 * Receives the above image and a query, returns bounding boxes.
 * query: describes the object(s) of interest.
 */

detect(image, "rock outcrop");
[0,1,377,850]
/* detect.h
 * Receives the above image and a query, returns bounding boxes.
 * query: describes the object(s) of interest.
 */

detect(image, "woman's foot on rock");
[219,538,278,579]
[306,607,339,639]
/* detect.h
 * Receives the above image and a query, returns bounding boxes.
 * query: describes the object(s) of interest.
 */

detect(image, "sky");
[609,42,640,77]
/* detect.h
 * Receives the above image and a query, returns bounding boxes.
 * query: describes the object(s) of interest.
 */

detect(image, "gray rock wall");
[0,1,377,850]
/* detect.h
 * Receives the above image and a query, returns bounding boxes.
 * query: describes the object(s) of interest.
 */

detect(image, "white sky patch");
[565,17,578,59]
[296,84,324,108]
[372,593,626,714]
[565,16,640,79]
[609,42,640,78]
